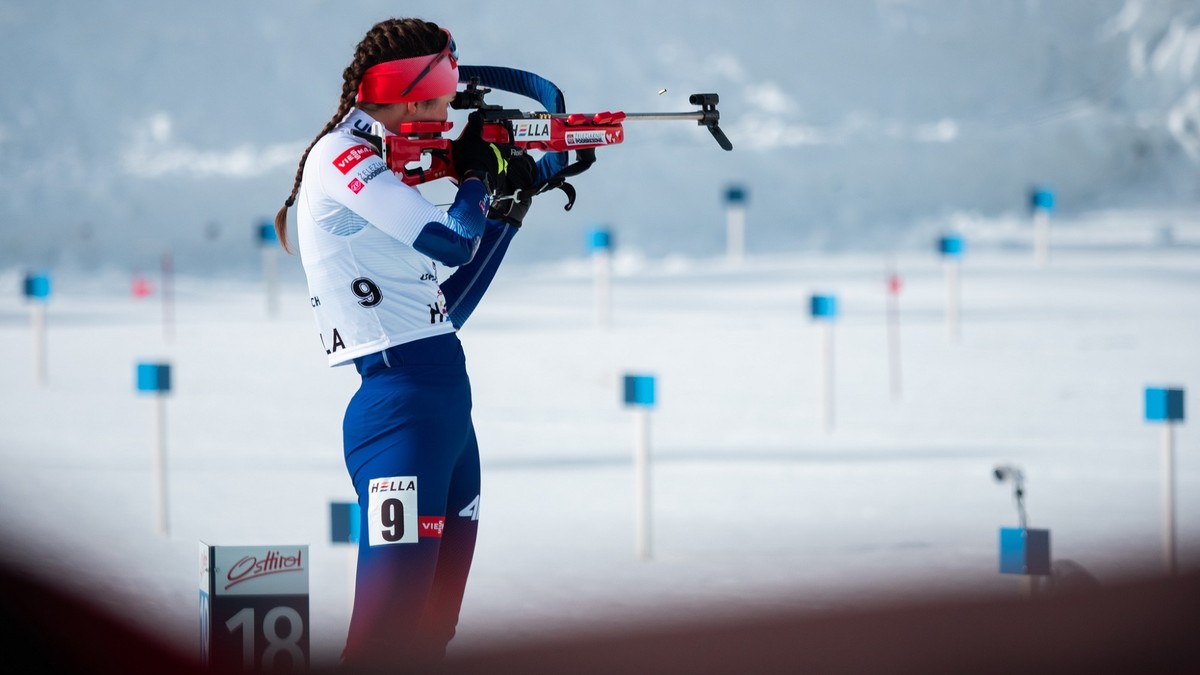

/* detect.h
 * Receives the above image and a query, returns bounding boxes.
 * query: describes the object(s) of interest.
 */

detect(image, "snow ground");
[1,218,1197,667]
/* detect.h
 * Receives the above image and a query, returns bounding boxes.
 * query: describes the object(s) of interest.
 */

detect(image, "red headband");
[356,29,458,104]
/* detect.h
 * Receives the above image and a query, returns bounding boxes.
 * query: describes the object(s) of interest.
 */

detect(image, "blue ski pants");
[340,332,480,667]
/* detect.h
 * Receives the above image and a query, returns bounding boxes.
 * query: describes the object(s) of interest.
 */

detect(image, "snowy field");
[1,211,1198,668]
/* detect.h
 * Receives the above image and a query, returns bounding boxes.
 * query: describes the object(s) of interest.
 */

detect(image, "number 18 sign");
[200,542,310,673]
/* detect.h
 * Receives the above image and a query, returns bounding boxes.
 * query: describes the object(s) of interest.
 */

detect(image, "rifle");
[363,73,732,209]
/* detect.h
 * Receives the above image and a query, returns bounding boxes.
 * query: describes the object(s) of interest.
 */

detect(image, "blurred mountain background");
[1,0,1198,278]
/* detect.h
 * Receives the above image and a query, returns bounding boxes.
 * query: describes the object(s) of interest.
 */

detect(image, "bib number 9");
[351,277,382,307]
[367,475,418,545]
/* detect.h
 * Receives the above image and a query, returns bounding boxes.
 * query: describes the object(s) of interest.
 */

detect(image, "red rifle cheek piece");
[384,121,458,184]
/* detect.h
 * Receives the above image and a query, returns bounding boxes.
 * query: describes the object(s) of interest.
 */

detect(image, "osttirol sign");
[200,543,310,672]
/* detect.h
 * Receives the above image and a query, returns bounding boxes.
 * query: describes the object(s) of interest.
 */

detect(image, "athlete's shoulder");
[311,124,381,173]
[306,112,418,206]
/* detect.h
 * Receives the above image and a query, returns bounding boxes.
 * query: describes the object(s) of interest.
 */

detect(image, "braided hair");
[273,17,447,253]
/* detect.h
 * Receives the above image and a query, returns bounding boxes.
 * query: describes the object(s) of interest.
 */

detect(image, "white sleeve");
[311,136,448,246]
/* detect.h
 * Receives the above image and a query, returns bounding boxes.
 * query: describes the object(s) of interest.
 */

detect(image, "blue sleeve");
[412,178,490,267]
[536,151,566,185]
[441,218,519,329]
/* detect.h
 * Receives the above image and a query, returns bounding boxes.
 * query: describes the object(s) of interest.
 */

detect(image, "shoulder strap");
[457,65,592,210]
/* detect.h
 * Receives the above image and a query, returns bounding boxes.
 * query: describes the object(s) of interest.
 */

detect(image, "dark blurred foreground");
[2,557,1196,674]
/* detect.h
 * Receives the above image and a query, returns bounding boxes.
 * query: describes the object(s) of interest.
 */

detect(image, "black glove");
[487,153,538,227]
[451,112,507,193]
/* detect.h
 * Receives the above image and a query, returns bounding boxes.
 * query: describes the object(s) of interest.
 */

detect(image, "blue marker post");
[724,185,748,265]
[1145,386,1185,576]
[137,362,172,535]
[23,270,52,386]
[1030,185,1054,266]
[999,528,1051,598]
[329,501,360,545]
[810,294,838,432]
[994,463,1050,597]
[588,227,614,328]
[623,374,656,561]
[938,234,965,342]
[258,221,280,318]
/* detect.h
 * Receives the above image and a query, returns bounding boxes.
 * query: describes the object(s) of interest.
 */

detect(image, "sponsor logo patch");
[347,159,389,194]
[223,548,305,591]
[333,144,377,174]
[565,130,609,146]
[512,120,551,141]
[419,516,445,538]
[355,160,388,184]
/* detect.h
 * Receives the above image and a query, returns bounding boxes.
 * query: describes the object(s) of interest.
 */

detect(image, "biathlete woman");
[272,17,536,668]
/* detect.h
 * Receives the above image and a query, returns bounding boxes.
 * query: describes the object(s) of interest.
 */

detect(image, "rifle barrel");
[623,111,732,151]
[619,112,709,122]
[542,111,706,122]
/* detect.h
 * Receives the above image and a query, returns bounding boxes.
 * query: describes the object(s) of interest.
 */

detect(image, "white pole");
[726,204,745,265]
[1163,424,1177,576]
[32,303,47,386]
[1033,209,1050,266]
[153,394,169,536]
[594,249,611,329]
[263,247,279,318]
[945,261,960,343]
[821,322,834,432]
[634,408,652,561]
[347,546,357,617]
[886,273,901,402]
[162,251,175,344]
